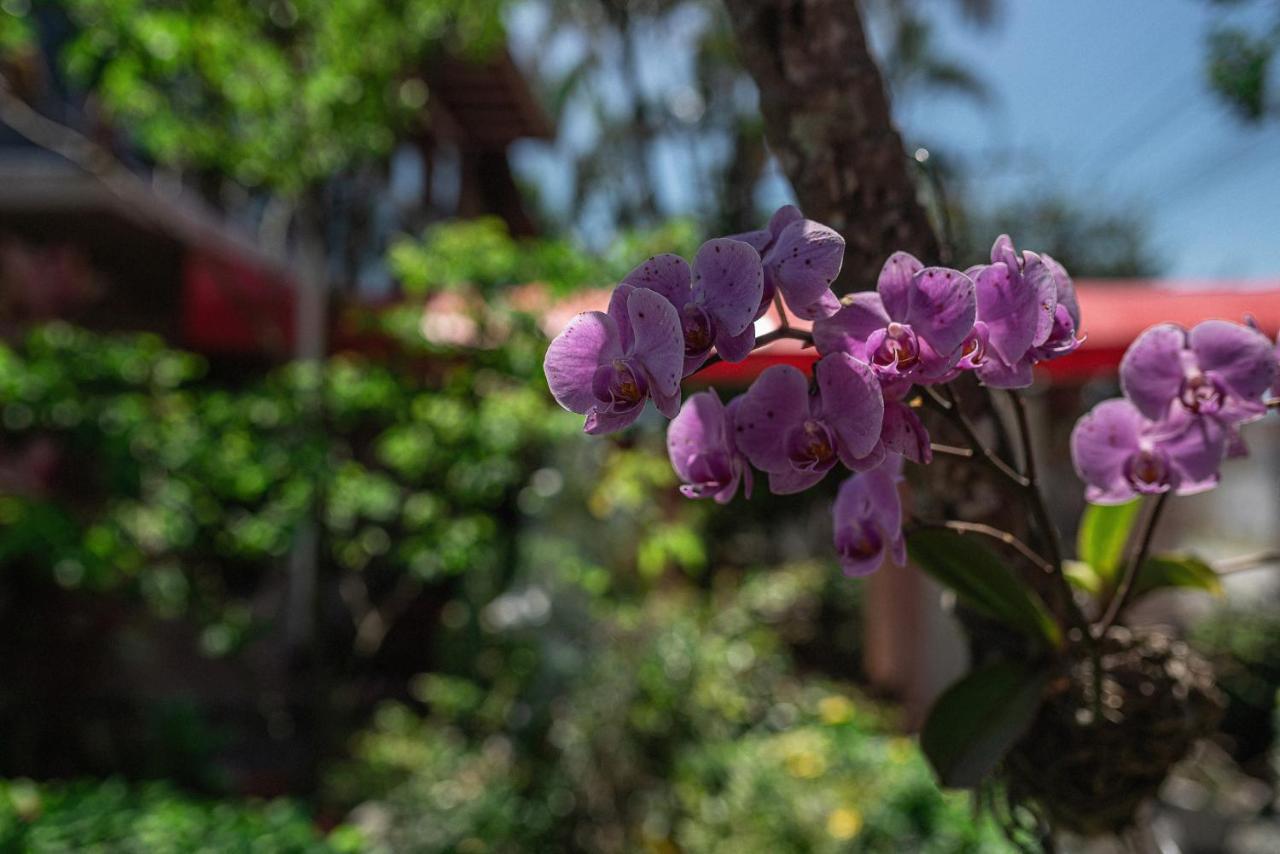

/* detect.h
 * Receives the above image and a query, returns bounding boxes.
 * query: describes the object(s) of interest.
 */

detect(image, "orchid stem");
[1007,390,1093,647]
[1096,492,1169,637]
[924,386,1029,487]
[693,327,812,375]
[915,519,1054,575]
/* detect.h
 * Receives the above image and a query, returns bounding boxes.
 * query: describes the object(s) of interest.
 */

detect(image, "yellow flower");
[827,807,863,840]
[818,695,854,725]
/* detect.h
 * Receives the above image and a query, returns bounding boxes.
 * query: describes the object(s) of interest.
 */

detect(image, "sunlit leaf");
[1076,499,1141,587]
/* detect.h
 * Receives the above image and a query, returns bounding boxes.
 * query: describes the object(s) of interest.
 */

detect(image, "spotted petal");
[734,365,810,473]
[813,293,890,359]
[907,267,976,357]
[766,219,845,311]
[622,253,692,310]
[1119,324,1187,421]
[877,251,923,321]
[975,262,1047,365]
[544,311,621,414]
[815,353,885,464]
[714,322,756,363]
[881,400,932,464]
[627,287,684,401]
[694,238,764,336]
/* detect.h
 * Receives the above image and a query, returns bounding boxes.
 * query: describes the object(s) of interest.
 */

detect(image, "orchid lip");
[784,419,838,471]
[681,304,715,357]
[837,520,883,561]
[871,323,921,371]
[592,359,648,410]
[1177,372,1224,415]
[1123,447,1171,493]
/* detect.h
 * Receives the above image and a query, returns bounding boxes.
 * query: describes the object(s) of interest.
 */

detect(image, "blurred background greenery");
[0,0,1278,851]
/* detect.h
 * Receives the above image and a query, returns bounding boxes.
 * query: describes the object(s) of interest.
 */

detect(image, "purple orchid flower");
[667,390,753,503]
[730,205,845,320]
[832,455,906,577]
[1120,320,1278,428]
[1070,398,1227,505]
[812,252,976,385]
[543,286,683,435]
[621,239,764,376]
[965,236,1081,388]
[733,354,885,494]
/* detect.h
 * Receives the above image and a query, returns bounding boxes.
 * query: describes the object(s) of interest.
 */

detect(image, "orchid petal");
[816,353,885,461]
[622,254,691,310]
[693,238,765,336]
[627,287,684,400]
[766,219,845,310]
[974,262,1042,365]
[906,267,976,356]
[1070,399,1143,504]
[1189,319,1277,403]
[544,311,621,414]
[1119,323,1187,420]
[881,400,932,464]
[713,322,756,363]
[735,365,811,472]
[813,293,890,358]
[877,251,923,320]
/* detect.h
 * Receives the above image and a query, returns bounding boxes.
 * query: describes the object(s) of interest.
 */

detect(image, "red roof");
[546,280,1280,387]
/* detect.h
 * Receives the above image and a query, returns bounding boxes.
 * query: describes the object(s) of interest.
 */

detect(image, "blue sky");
[896,0,1280,279]
[510,0,1280,280]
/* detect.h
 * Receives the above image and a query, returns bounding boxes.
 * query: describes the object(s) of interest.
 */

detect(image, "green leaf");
[1076,499,1141,586]
[920,659,1049,788]
[908,529,1062,648]
[1132,554,1223,601]
[1063,559,1104,596]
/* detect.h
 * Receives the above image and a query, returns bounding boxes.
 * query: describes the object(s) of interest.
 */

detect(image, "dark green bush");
[0,779,358,853]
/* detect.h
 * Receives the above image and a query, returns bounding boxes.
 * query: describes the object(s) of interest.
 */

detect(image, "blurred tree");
[1203,0,1279,122]
[951,193,1159,278]
[523,0,995,254]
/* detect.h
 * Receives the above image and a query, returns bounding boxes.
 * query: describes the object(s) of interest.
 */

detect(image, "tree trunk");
[722,0,939,289]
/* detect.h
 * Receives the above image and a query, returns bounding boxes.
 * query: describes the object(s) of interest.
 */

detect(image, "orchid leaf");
[907,529,1062,648]
[920,659,1049,789]
[1132,553,1223,601]
[1076,499,1141,588]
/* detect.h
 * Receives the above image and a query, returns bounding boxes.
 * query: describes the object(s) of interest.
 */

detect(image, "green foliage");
[1192,599,1280,769]
[388,216,702,297]
[1132,554,1223,600]
[14,0,506,191]
[1206,24,1277,122]
[0,318,571,644]
[907,529,1061,648]
[327,563,1014,853]
[0,778,355,853]
[1076,499,1141,587]
[919,660,1049,789]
